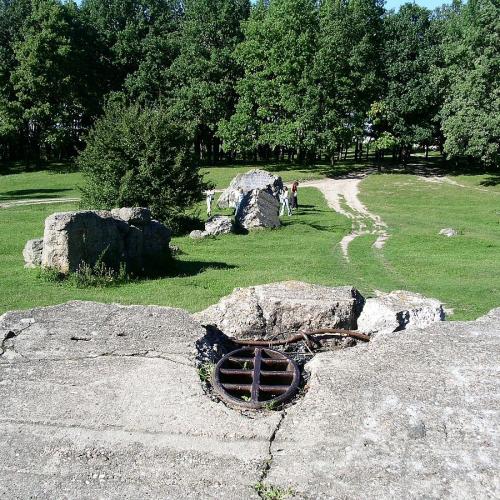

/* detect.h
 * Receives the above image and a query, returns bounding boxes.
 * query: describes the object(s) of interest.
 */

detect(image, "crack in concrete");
[0,417,272,443]
[256,409,287,495]
[0,322,34,357]
[0,350,193,367]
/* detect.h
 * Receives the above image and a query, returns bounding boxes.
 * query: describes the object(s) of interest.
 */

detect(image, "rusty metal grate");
[212,346,300,409]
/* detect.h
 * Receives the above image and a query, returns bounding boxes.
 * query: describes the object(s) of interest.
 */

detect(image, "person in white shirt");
[205,189,215,216]
[234,188,244,215]
[279,187,291,216]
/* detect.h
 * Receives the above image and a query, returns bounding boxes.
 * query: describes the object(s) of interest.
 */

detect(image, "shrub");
[78,98,207,228]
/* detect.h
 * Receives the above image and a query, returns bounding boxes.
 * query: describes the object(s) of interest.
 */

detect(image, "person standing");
[205,189,215,217]
[234,188,244,215]
[291,181,299,211]
[279,187,291,216]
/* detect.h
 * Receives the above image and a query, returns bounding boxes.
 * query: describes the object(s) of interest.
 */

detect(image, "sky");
[384,0,446,10]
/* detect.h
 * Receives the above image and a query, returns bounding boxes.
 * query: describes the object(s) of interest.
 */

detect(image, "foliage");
[168,0,250,161]
[197,362,215,383]
[440,0,499,166]
[37,260,131,288]
[313,0,384,160]
[381,4,444,155]
[78,98,206,226]
[253,482,294,500]
[220,0,318,159]
[0,0,498,167]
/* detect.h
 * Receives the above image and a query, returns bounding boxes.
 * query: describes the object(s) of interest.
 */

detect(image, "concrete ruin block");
[357,290,445,335]
[237,188,280,230]
[194,281,365,339]
[23,238,44,268]
[204,215,233,236]
[41,211,125,273]
[36,209,171,274]
[439,228,459,237]
[111,207,152,226]
[217,169,283,209]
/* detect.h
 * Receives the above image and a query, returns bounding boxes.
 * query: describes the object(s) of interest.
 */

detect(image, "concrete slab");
[266,320,500,499]
[0,302,279,499]
[1,301,499,499]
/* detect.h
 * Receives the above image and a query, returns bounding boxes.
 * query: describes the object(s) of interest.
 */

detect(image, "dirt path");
[301,174,388,260]
[0,197,79,209]
[418,175,497,193]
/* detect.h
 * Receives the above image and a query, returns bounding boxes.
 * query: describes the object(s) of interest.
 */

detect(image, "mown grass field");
[0,162,498,320]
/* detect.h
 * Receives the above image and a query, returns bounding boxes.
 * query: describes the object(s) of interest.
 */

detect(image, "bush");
[78,98,207,227]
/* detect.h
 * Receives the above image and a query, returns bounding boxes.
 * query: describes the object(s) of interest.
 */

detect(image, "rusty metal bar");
[231,328,370,346]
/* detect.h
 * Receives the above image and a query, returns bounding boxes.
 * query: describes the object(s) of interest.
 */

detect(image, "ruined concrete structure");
[0,297,498,498]
[23,208,171,274]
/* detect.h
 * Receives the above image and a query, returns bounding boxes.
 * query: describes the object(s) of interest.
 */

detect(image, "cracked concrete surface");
[1,301,499,499]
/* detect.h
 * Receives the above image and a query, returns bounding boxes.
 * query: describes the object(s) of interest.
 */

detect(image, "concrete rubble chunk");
[217,168,283,209]
[266,319,500,499]
[31,209,171,274]
[189,229,207,239]
[22,238,43,268]
[0,301,280,499]
[110,207,152,226]
[194,281,365,339]
[236,188,280,230]
[204,215,233,236]
[0,301,499,498]
[357,290,445,335]
[439,227,459,237]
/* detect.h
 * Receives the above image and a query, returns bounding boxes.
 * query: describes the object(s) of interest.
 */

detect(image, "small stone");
[439,228,459,237]
[189,230,207,239]
[204,216,233,236]
[23,238,43,268]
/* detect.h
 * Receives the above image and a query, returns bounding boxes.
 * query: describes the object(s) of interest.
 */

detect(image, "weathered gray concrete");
[194,281,364,339]
[0,302,279,499]
[1,301,499,499]
[266,318,500,499]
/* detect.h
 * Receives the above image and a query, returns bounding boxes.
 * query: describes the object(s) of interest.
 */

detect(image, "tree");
[78,98,206,228]
[168,0,250,161]
[313,0,384,163]
[81,0,183,104]
[220,0,318,161]
[10,0,82,161]
[440,0,499,167]
[0,0,31,161]
[381,4,443,160]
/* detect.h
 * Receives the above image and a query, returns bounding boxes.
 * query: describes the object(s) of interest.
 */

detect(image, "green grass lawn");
[0,163,498,320]
[0,165,82,202]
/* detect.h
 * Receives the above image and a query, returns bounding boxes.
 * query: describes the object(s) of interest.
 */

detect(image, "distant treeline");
[0,0,498,167]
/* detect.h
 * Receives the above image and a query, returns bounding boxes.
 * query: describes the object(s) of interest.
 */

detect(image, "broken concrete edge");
[194,281,450,340]
[23,208,172,275]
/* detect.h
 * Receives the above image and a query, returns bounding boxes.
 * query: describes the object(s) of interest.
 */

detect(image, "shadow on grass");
[1,160,78,176]
[480,175,500,187]
[0,187,74,201]
[167,259,237,278]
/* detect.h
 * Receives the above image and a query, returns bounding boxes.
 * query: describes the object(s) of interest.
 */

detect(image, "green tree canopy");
[78,98,206,227]
[168,0,250,161]
[381,3,443,157]
[440,0,499,166]
[220,0,318,160]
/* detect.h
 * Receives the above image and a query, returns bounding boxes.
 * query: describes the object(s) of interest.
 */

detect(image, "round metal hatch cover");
[212,346,300,409]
